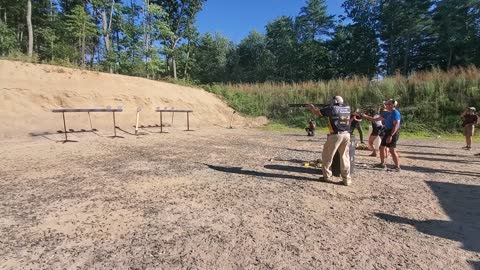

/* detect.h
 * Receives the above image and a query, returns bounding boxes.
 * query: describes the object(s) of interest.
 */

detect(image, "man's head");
[332,96,344,105]
[468,107,476,112]
[385,99,398,111]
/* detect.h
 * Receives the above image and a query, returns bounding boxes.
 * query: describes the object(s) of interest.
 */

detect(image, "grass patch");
[262,122,470,142]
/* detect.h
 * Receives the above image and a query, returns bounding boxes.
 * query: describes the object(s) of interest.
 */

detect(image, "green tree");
[432,0,480,69]
[66,5,98,67]
[294,0,335,80]
[0,22,17,55]
[237,31,275,82]
[191,32,231,83]
[296,0,334,42]
[376,0,434,75]
[330,0,380,78]
[152,0,205,80]
[265,16,298,81]
[116,2,144,75]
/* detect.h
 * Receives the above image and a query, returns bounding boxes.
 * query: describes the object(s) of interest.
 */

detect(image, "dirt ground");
[1,126,479,270]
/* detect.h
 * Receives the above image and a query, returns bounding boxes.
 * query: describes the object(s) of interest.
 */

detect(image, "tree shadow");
[116,126,148,136]
[375,181,480,254]
[264,164,320,174]
[401,151,469,158]
[29,130,100,142]
[401,144,456,149]
[296,138,325,142]
[403,155,480,165]
[400,165,480,178]
[468,260,480,270]
[282,133,309,137]
[272,158,307,164]
[205,164,320,182]
[285,148,319,154]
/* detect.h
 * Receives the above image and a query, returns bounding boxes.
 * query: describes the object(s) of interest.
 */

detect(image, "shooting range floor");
[1,127,479,270]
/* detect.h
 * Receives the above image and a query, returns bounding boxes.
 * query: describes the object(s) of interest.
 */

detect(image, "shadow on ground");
[205,164,320,182]
[400,144,457,149]
[469,260,480,270]
[400,165,480,178]
[401,151,470,158]
[264,164,320,174]
[376,181,480,255]
[403,155,480,165]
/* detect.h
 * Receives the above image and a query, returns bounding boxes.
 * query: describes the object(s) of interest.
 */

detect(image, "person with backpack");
[461,107,478,150]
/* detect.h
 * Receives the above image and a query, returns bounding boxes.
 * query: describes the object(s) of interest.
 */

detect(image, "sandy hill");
[0,60,266,139]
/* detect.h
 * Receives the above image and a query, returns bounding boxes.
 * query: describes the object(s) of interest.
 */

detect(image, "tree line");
[1,0,479,83]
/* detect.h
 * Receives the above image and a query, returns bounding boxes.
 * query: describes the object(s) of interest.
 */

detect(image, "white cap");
[333,96,344,105]
[469,107,476,111]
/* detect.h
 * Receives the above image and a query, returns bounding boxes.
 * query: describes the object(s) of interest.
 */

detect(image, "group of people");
[306,96,402,186]
[306,96,480,186]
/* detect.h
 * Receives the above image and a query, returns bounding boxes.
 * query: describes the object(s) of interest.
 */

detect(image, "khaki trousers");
[322,133,351,180]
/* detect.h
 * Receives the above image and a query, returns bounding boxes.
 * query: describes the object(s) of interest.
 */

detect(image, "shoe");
[474,153,480,157]
[368,152,377,157]
[375,163,387,170]
[342,178,352,186]
[462,146,471,150]
[392,167,401,172]
[319,176,332,182]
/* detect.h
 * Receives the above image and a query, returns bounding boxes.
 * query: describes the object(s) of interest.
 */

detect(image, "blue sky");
[196,0,344,44]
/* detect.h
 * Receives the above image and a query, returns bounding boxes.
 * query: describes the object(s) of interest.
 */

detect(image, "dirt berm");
[0,60,267,139]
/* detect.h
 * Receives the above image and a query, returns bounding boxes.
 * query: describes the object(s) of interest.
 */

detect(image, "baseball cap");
[333,96,344,105]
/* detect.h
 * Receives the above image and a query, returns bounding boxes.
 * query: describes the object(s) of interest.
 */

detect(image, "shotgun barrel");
[288,103,328,108]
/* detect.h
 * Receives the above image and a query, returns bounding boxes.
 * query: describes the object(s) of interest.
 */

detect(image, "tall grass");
[203,66,480,132]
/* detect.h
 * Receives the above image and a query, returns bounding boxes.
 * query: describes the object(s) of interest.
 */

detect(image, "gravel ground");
[1,127,479,270]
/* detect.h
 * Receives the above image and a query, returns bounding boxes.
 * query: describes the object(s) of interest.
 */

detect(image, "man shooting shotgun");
[306,96,352,186]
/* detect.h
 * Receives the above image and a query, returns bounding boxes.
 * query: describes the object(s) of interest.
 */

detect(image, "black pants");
[305,127,315,136]
[350,122,364,143]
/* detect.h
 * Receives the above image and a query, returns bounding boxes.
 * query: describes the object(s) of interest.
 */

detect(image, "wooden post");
[135,107,141,135]
[62,112,68,141]
[113,111,117,137]
[187,112,190,131]
[160,112,163,133]
[88,112,93,130]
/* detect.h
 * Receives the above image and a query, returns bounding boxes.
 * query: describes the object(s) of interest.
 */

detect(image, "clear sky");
[196,0,344,44]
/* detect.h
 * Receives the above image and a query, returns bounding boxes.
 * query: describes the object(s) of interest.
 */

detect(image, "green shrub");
[204,67,480,133]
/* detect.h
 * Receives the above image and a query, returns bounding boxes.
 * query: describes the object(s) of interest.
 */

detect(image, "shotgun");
[288,103,328,108]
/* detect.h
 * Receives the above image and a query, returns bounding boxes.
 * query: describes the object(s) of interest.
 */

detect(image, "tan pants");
[464,124,475,137]
[322,133,351,180]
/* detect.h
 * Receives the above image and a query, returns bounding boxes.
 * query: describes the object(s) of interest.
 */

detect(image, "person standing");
[461,107,478,150]
[305,118,316,136]
[366,108,383,157]
[307,96,352,186]
[362,99,401,171]
[350,109,365,144]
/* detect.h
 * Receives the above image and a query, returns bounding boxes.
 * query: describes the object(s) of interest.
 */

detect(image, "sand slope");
[0,60,264,139]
